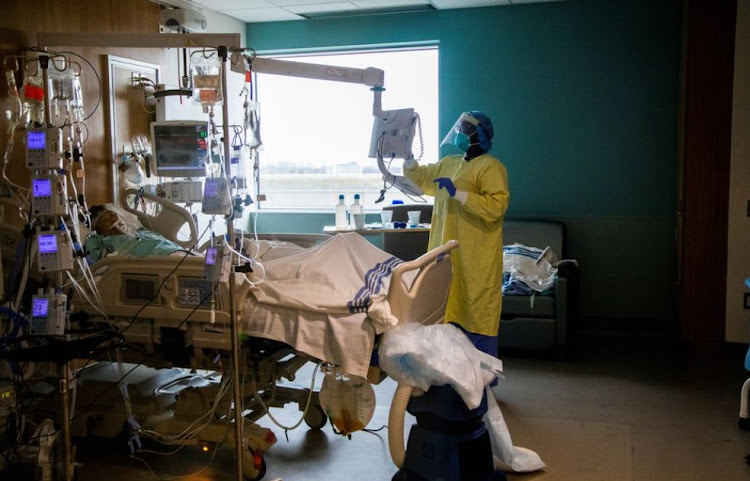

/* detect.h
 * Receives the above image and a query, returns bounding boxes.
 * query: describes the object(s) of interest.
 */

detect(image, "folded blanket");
[502,244,558,295]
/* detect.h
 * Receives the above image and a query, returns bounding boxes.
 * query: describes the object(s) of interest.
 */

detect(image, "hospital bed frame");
[70,238,458,480]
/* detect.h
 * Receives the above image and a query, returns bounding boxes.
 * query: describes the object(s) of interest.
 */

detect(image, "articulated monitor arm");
[234,55,385,117]
[232,54,421,197]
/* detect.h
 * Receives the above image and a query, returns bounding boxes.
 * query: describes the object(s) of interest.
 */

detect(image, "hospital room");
[0,0,749,480]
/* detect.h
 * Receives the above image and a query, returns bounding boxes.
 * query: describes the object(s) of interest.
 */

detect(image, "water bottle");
[335,194,347,229]
[350,194,363,215]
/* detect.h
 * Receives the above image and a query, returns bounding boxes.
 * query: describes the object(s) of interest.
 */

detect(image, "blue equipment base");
[392,385,507,481]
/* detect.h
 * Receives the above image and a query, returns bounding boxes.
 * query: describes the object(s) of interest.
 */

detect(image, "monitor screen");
[151,121,209,178]
[205,246,218,266]
[27,130,45,149]
[32,298,49,318]
[32,178,52,197]
[38,234,58,254]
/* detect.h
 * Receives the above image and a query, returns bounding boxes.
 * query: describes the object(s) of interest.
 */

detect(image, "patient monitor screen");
[151,121,209,178]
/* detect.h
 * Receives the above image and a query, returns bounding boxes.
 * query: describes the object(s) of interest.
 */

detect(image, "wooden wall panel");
[679,0,737,355]
[0,0,166,208]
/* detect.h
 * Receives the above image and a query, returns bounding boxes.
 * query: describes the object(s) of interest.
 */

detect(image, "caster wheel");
[242,447,267,481]
[304,404,328,430]
[739,416,750,431]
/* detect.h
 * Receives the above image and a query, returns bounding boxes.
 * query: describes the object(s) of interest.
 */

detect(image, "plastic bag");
[318,366,376,436]
[378,323,498,409]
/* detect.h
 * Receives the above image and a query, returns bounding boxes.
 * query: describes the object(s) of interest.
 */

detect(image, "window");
[254,47,438,210]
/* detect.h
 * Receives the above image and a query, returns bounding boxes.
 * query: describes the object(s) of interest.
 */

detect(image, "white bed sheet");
[240,233,403,378]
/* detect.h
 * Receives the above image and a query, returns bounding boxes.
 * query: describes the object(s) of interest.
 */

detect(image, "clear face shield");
[440,113,480,152]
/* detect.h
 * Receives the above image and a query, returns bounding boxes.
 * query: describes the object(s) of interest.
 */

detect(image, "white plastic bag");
[484,386,546,472]
[378,323,496,409]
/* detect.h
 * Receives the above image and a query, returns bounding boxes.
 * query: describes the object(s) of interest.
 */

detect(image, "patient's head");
[90,204,132,236]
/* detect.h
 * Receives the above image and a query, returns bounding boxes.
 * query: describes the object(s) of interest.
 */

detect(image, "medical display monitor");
[151,120,209,178]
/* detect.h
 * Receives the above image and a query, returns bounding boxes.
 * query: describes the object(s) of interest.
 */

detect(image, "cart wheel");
[242,447,267,481]
[304,405,328,430]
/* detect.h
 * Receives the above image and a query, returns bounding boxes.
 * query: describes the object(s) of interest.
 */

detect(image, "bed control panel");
[177,278,212,309]
[121,274,161,305]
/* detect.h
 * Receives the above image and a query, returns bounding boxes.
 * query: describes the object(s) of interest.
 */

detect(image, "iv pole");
[219,45,244,481]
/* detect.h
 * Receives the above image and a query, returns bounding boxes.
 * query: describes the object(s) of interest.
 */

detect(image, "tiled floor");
[6,335,750,481]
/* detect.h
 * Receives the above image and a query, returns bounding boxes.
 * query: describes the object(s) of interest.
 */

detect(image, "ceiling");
[156,0,567,24]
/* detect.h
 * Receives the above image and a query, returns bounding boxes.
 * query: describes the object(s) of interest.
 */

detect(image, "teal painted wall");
[245,0,683,330]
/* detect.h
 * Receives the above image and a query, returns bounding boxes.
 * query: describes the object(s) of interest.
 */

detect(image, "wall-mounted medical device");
[29,292,67,336]
[151,120,209,178]
[26,127,63,170]
[158,180,204,204]
[368,108,417,160]
[31,173,67,217]
[201,177,232,216]
[204,243,231,283]
[36,228,74,273]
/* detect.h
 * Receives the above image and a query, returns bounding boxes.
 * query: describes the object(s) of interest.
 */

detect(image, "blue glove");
[433,177,456,197]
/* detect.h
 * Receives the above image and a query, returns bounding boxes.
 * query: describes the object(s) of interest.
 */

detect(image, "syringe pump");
[26,127,63,170]
[30,291,67,336]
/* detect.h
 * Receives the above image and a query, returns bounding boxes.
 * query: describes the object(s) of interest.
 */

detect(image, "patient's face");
[95,210,130,236]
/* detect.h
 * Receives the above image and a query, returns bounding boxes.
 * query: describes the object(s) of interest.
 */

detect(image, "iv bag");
[191,55,222,106]
[318,366,376,436]
[22,73,45,125]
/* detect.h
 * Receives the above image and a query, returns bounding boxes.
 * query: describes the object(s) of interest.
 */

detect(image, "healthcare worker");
[403,111,509,356]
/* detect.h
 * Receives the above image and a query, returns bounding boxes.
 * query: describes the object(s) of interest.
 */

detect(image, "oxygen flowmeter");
[26,127,63,170]
[30,291,67,336]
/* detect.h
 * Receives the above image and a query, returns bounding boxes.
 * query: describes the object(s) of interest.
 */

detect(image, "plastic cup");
[407,210,421,227]
[352,213,366,230]
[380,210,393,226]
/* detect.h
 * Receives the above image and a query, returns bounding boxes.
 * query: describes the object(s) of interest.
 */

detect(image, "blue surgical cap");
[467,110,494,152]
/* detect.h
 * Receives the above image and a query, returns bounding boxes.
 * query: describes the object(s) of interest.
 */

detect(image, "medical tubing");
[130,388,232,480]
[249,361,323,432]
[70,289,213,425]
[224,242,265,285]
[388,383,413,468]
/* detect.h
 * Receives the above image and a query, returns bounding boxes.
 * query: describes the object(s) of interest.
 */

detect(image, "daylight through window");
[253,47,438,210]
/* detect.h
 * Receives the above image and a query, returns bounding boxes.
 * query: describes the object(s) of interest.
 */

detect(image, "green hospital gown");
[85,228,183,262]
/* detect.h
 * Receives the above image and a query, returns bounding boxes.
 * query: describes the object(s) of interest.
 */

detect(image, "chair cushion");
[501,294,555,318]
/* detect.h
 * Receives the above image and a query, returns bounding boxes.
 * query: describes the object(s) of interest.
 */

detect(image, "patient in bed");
[85,204,185,262]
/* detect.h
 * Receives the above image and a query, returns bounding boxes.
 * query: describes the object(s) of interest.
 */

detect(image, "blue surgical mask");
[454,132,472,152]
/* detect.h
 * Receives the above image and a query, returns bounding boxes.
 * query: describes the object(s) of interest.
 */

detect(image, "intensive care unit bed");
[38,194,458,481]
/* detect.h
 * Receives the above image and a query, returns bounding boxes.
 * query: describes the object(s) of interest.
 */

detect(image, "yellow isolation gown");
[404,153,509,336]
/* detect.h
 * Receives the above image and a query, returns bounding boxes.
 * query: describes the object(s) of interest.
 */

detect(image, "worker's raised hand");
[433,177,456,197]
